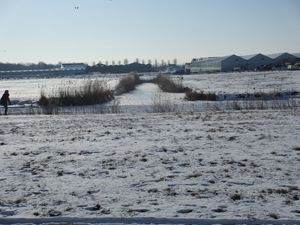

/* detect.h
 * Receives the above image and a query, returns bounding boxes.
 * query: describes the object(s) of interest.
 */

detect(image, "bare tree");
[37,61,46,69]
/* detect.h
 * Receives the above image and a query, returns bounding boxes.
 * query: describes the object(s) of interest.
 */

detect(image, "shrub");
[39,93,49,106]
[115,72,141,93]
[42,105,60,115]
[149,91,179,113]
[206,92,217,101]
[184,90,217,101]
[153,73,184,93]
[185,90,200,101]
[38,78,114,107]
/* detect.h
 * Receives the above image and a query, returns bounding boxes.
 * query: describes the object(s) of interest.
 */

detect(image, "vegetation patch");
[185,90,217,101]
[152,73,185,93]
[115,72,141,93]
[293,147,300,151]
[39,78,114,107]
[148,91,180,113]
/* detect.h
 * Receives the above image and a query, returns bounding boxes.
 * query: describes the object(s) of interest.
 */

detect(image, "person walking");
[1,90,11,115]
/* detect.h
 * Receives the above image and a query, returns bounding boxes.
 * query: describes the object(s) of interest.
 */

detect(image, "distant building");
[287,65,299,70]
[267,52,298,63]
[241,53,273,70]
[291,53,300,58]
[61,63,87,70]
[0,63,87,77]
[185,54,247,73]
[185,52,299,74]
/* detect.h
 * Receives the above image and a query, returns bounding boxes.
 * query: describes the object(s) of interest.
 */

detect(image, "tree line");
[0,62,59,71]
[0,61,177,74]
[86,62,155,73]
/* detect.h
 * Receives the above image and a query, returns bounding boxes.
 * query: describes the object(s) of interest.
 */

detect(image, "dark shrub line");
[185,90,217,101]
[152,73,185,93]
[115,72,141,93]
[184,90,299,103]
[39,79,114,107]
[38,72,142,108]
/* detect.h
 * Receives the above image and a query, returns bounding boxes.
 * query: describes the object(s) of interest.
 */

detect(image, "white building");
[241,53,273,70]
[185,52,299,74]
[267,52,298,63]
[0,63,87,78]
[61,63,87,70]
[185,55,247,73]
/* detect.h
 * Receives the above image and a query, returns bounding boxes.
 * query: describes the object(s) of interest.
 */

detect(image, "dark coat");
[1,92,10,106]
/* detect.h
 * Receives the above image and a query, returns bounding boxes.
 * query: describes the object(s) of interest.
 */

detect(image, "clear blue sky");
[0,0,299,65]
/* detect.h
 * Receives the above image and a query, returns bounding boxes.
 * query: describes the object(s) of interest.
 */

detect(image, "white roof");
[61,63,87,69]
[266,52,295,59]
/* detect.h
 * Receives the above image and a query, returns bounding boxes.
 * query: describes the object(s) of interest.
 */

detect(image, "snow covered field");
[0,71,300,224]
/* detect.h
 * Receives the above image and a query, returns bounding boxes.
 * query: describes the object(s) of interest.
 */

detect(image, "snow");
[0,71,300,224]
